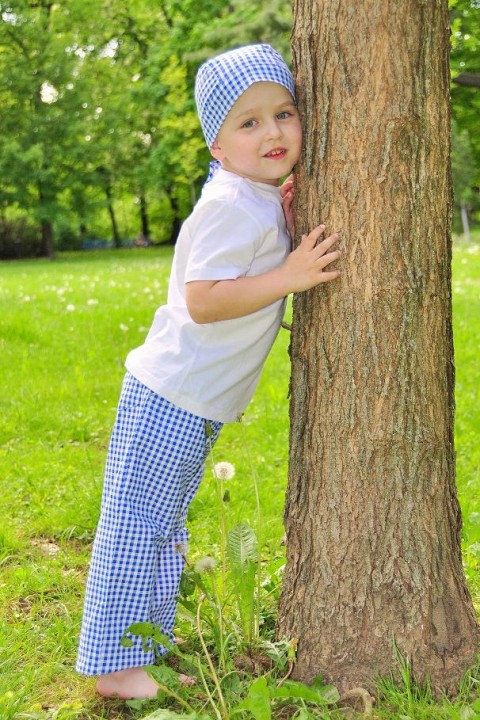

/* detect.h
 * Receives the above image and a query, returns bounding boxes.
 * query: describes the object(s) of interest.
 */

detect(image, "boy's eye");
[241,119,257,129]
[277,111,291,120]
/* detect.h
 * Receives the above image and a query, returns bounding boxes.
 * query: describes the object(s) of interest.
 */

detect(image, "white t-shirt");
[125,168,290,423]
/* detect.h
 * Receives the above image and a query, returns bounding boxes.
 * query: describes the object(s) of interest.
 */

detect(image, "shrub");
[0,216,42,259]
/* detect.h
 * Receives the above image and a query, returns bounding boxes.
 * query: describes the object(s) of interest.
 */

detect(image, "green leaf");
[146,664,181,688]
[228,524,258,568]
[179,571,197,597]
[272,679,339,705]
[311,676,340,704]
[228,523,259,641]
[294,711,310,720]
[151,627,176,651]
[126,698,149,710]
[237,676,272,720]
[126,621,156,637]
[140,710,208,720]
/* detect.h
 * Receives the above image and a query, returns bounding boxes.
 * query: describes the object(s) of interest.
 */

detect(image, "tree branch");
[452,72,480,88]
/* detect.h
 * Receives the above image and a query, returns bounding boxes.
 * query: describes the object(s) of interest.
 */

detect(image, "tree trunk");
[277,0,479,695]
[167,188,181,244]
[139,189,151,243]
[40,219,55,259]
[105,182,121,248]
[37,182,55,259]
[460,202,470,241]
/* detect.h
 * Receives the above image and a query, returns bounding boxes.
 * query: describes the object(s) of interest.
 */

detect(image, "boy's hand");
[280,174,295,237]
[283,224,341,292]
[186,223,341,324]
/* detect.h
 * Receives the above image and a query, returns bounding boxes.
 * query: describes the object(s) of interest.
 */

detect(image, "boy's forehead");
[229,82,295,116]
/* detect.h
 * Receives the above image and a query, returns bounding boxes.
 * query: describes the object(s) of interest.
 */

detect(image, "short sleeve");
[185,200,262,282]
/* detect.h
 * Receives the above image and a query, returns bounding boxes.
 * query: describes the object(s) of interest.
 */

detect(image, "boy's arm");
[185,224,341,324]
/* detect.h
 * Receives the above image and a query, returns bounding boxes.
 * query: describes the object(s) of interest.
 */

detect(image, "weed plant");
[0,238,479,720]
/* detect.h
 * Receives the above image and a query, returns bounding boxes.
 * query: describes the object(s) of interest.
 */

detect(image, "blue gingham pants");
[76,373,222,675]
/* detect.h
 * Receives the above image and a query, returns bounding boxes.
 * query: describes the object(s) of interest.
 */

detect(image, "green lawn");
[0,239,478,720]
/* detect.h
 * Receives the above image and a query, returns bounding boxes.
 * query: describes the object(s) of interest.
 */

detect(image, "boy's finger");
[302,225,326,248]
[318,269,341,283]
[315,232,340,254]
[280,178,294,196]
[318,249,342,267]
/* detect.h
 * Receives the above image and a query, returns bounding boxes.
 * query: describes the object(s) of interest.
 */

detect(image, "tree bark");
[105,181,121,248]
[139,189,151,243]
[277,0,479,695]
[37,182,55,259]
[40,218,54,259]
[166,188,181,245]
[460,202,470,241]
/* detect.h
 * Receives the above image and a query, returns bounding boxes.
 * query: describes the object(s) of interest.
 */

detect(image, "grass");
[0,234,479,720]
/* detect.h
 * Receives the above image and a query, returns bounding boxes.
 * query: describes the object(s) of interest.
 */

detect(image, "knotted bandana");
[195,44,295,150]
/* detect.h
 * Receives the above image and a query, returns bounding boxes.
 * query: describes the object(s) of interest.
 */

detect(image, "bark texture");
[277,0,479,694]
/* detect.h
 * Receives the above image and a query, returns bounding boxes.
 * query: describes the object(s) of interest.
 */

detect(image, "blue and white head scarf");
[195,44,296,180]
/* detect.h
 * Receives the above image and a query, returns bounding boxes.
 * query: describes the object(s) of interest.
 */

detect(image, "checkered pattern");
[76,373,222,675]
[195,43,295,148]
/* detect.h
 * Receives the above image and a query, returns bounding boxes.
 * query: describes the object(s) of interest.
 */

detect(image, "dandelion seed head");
[195,556,216,573]
[213,461,235,480]
[175,541,188,557]
[66,304,75,312]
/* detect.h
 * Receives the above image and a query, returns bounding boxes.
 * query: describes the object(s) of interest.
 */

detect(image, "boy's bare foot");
[96,667,159,699]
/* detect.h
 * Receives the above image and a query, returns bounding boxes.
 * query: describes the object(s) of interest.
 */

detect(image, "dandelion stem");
[146,676,195,713]
[239,420,262,639]
[211,569,226,674]
[197,656,223,720]
[196,595,229,720]
[207,439,228,593]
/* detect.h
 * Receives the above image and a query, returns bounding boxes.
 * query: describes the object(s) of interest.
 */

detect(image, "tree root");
[338,687,375,717]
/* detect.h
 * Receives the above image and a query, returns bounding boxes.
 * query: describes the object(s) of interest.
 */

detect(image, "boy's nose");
[265,119,283,140]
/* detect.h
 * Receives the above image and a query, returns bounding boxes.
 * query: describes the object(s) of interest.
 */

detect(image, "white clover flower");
[87,298,99,305]
[213,462,235,481]
[195,556,217,573]
[119,323,129,332]
[66,304,75,312]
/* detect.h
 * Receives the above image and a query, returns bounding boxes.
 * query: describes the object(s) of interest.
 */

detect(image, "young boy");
[77,43,341,700]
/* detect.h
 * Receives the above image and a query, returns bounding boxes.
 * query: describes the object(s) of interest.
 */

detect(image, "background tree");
[277,0,479,694]
[1,0,478,256]
[0,0,90,257]
[450,0,480,230]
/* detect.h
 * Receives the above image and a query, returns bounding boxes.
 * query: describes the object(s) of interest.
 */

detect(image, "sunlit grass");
[0,238,478,719]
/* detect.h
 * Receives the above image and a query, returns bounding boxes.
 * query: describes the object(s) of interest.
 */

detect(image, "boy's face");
[210,82,302,186]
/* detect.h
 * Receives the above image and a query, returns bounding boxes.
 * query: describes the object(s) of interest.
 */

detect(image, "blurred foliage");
[0,0,477,257]
[450,0,480,229]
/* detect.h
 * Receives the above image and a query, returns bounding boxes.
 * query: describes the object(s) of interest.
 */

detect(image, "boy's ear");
[210,141,224,162]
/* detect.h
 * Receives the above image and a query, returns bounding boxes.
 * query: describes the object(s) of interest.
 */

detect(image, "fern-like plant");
[227,523,258,643]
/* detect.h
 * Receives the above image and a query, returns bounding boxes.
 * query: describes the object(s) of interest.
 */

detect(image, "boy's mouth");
[264,148,287,159]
